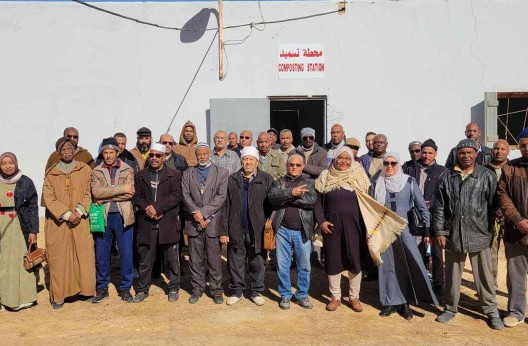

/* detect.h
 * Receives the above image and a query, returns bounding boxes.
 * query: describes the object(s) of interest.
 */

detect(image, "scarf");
[315,147,407,265]
[57,160,75,174]
[197,161,212,182]
[0,152,23,184]
[374,152,409,204]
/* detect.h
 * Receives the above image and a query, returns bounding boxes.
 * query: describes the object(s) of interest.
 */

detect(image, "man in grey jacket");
[433,139,502,330]
[182,143,229,305]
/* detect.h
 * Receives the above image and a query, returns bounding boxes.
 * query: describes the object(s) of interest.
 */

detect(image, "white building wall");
[1,0,527,198]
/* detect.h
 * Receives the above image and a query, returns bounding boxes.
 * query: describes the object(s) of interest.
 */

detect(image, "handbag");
[263,178,286,251]
[263,211,277,251]
[23,244,47,270]
[408,178,426,236]
[89,203,105,233]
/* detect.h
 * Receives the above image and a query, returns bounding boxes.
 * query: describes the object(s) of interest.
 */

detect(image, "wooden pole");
[218,0,224,80]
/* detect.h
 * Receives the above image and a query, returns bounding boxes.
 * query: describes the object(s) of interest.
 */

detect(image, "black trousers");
[228,233,266,297]
[137,228,180,293]
[188,232,223,295]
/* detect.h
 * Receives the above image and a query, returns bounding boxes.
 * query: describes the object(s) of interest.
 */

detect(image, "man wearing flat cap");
[405,139,447,295]
[130,127,152,170]
[133,142,183,303]
[267,128,281,150]
[433,139,502,330]
[90,138,136,304]
[182,143,229,305]
[344,137,362,162]
[222,146,273,307]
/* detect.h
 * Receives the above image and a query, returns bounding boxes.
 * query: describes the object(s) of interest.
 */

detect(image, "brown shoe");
[326,297,341,311]
[350,298,363,312]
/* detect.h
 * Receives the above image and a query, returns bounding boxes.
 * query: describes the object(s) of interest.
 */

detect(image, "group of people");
[1,121,527,331]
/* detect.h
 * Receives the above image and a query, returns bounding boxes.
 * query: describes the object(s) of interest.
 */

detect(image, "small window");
[497,92,528,147]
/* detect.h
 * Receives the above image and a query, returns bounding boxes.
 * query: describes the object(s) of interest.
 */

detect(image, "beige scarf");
[315,161,407,265]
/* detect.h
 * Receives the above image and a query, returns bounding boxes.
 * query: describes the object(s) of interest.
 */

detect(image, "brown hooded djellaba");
[42,161,96,303]
[173,120,198,167]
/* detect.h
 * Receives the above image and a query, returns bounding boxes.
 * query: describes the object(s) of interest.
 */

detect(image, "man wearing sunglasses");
[239,130,254,148]
[291,127,328,179]
[402,141,422,172]
[45,127,95,172]
[268,154,317,310]
[145,134,188,173]
[133,143,183,303]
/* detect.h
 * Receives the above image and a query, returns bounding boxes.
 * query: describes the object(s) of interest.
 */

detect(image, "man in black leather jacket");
[268,153,316,310]
[433,139,502,330]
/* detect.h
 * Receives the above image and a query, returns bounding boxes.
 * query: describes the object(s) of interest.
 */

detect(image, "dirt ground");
[1,226,527,345]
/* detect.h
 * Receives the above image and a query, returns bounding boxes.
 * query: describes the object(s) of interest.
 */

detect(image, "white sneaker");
[251,294,265,306]
[226,295,243,306]
[503,315,522,328]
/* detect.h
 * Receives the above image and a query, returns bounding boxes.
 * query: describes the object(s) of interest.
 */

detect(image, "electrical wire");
[72,0,343,32]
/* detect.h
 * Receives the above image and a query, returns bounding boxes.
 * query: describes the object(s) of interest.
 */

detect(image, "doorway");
[269,96,327,148]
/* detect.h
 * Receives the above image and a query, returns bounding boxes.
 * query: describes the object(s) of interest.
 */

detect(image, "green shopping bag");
[89,203,105,233]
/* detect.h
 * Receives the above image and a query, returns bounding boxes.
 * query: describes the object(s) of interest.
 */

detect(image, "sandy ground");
[1,227,527,345]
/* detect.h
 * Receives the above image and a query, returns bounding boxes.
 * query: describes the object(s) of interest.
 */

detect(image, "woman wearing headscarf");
[42,138,96,309]
[372,151,438,319]
[314,147,373,312]
[0,152,38,311]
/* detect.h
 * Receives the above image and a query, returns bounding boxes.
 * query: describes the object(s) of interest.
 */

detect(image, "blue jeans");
[276,226,312,299]
[95,213,134,291]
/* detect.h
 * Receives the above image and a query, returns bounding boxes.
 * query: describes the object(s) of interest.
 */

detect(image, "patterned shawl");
[315,151,407,265]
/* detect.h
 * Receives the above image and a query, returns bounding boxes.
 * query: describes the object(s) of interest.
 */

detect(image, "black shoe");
[379,305,398,317]
[121,290,133,303]
[134,292,149,303]
[189,292,202,304]
[52,301,64,309]
[168,290,179,302]
[92,289,109,304]
[213,294,224,305]
[398,304,413,320]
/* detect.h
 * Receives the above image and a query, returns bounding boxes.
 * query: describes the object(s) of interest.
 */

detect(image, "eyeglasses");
[409,149,421,153]
[383,161,398,167]
[66,135,78,139]
[161,141,174,145]
[240,136,251,140]
[148,153,163,158]
[302,136,315,141]
[289,163,302,167]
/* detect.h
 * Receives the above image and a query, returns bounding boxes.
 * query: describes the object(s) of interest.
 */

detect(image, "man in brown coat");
[91,137,136,304]
[174,120,198,167]
[42,138,96,309]
[45,127,95,172]
[496,129,528,328]
[133,143,183,303]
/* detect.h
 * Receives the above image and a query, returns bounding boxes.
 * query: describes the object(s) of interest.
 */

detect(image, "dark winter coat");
[432,165,497,253]
[405,161,448,210]
[221,169,273,253]
[14,175,39,243]
[133,166,183,245]
[445,145,493,169]
[291,143,328,179]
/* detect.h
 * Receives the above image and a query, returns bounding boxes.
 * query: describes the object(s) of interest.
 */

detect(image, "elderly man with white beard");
[182,143,229,305]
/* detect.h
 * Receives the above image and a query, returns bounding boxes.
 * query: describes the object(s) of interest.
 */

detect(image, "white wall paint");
[1,0,527,204]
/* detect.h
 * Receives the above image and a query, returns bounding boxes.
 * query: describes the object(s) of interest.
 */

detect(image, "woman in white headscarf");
[372,152,438,320]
